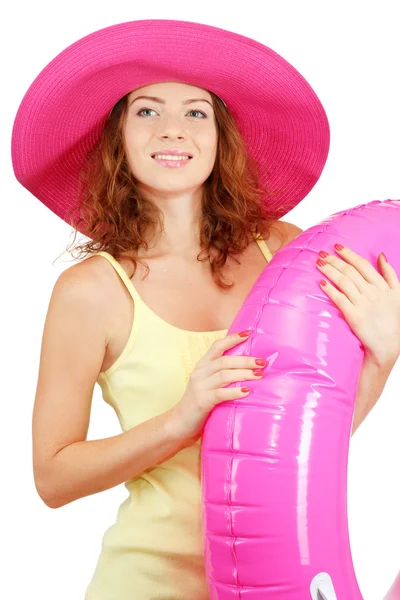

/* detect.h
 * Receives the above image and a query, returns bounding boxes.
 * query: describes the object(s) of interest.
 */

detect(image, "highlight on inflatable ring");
[201,198,400,599]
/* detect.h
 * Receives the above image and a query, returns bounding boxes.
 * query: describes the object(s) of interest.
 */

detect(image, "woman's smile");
[151,156,193,168]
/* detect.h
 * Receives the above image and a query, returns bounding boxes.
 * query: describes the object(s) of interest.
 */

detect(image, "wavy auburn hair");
[63,89,285,289]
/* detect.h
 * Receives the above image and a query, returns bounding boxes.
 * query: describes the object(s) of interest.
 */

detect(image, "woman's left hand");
[316,243,400,369]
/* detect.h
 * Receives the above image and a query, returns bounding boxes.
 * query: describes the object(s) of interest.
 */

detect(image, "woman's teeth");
[152,155,191,160]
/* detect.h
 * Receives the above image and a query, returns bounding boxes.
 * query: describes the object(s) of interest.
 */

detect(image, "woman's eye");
[188,110,207,118]
[136,108,206,118]
[137,108,157,117]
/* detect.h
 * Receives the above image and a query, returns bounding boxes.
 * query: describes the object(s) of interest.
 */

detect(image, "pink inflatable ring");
[201,198,400,599]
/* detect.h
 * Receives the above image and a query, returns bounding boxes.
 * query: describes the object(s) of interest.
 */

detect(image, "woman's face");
[122,81,218,198]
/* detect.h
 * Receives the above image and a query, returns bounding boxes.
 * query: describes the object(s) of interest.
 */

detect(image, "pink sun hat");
[11,19,330,235]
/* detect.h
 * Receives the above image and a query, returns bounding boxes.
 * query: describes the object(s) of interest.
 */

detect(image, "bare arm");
[33,260,187,509]
[44,409,187,508]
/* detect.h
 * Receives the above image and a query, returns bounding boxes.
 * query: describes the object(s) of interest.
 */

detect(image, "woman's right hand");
[166,330,267,445]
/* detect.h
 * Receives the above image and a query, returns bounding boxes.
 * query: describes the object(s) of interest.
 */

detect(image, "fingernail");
[381,252,388,262]
[238,330,251,337]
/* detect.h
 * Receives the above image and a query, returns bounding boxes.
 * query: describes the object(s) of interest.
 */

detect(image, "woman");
[12,20,329,599]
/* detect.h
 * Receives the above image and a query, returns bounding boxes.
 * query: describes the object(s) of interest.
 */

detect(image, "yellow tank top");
[84,234,272,600]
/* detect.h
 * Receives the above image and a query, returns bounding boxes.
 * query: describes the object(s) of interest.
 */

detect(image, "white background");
[2,1,400,598]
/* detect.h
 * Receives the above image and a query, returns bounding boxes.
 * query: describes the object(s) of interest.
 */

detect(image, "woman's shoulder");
[52,254,115,333]
[58,252,113,292]
[262,219,303,255]
[273,219,303,239]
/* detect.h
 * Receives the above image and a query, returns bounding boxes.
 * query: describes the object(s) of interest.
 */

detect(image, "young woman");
[12,20,329,599]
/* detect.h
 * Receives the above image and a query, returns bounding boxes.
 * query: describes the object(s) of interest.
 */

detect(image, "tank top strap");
[253,232,273,262]
[94,251,144,305]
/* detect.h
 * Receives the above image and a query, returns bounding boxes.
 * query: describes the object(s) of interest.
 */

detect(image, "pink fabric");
[201,199,400,599]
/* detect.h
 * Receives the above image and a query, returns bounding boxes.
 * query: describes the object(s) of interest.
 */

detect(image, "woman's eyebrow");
[129,95,213,107]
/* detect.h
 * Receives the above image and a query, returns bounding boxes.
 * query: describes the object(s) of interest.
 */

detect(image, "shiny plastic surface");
[201,199,400,599]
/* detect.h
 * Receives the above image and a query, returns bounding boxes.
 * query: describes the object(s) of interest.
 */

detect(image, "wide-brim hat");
[11,19,330,235]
